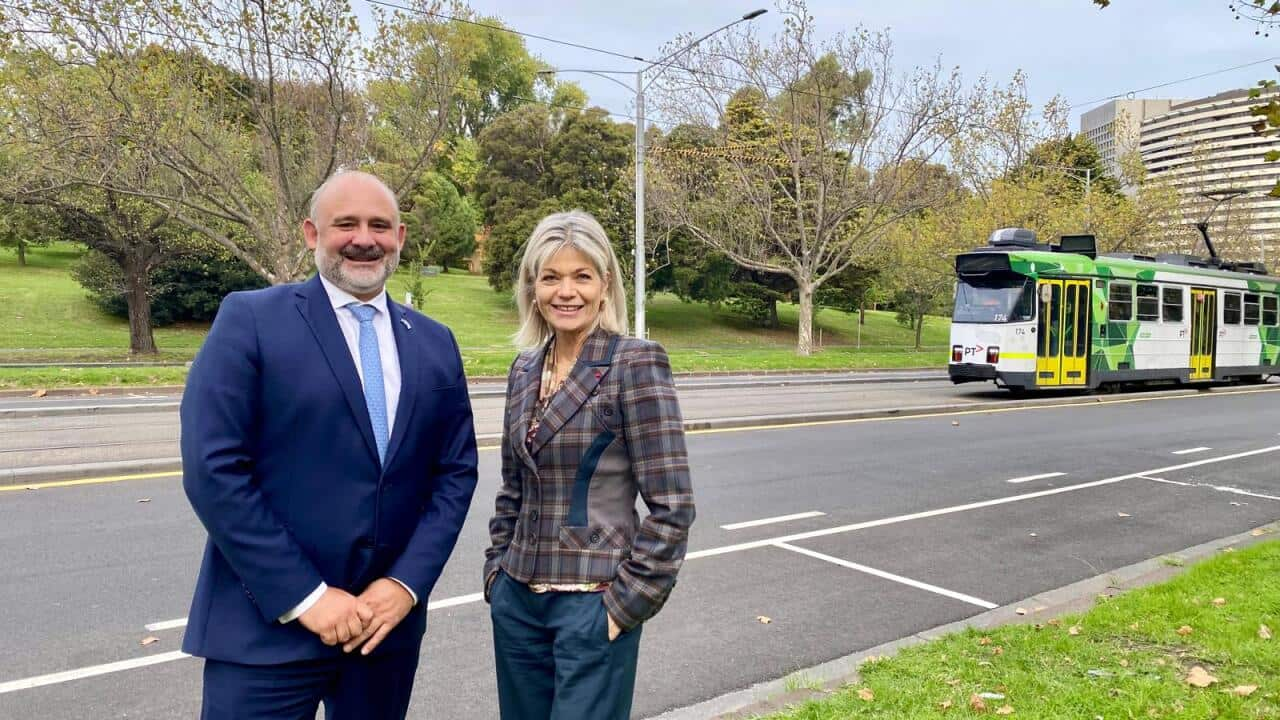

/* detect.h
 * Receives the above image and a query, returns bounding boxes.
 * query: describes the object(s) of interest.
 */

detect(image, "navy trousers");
[490,572,643,720]
[200,645,421,720]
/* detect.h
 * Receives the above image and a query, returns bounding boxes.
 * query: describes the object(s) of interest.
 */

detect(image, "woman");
[483,210,695,720]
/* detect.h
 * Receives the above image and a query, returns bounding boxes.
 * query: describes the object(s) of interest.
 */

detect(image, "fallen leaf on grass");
[945,679,962,686]
[1259,624,1272,640]
[857,688,874,701]
[978,636,992,646]
[755,616,772,624]
[1223,546,1236,553]
[1185,666,1217,687]
[969,694,987,711]
[992,646,1004,656]
[1048,619,1062,627]
[1177,625,1194,636]
[140,636,159,647]
[1232,685,1258,696]
[30,388,47,398]
[996,706,1015,715]
[1212,597,1226,607]
[1068,625,1081,635]
[938,699,953,710]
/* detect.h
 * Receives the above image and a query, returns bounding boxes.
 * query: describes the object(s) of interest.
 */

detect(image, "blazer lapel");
[529,329,618,456]
[295,275,380,467]
[382,300,419,469]
[509,340,547,474]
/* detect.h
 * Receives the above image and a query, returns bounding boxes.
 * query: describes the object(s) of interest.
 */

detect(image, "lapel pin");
[400,317,412,331]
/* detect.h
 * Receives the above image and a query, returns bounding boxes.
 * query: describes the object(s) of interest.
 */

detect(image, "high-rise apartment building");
[1080,99,1178,181]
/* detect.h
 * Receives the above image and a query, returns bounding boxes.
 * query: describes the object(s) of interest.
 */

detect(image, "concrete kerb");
[647,525,1278,720]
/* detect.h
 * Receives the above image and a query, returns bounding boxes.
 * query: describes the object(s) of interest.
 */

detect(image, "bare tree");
[1,0,460,284]
[647,0,984,355]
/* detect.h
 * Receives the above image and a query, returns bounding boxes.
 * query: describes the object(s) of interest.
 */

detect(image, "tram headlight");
[987,346,1000,364]
[952,345,963,362]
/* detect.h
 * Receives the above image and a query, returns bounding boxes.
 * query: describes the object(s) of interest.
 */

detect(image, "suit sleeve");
[483,357,523,600]
[387,328,479,600]
[603,342,696,631]
[181,293,325,622]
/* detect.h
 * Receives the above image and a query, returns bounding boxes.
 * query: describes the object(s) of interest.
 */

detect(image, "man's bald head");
[308,171,401,227]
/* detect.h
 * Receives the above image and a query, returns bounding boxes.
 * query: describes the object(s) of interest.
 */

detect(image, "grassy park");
[0,244,949,388]
[761,537,1280,719]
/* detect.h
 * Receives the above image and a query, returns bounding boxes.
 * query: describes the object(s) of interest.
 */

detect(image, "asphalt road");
[2,384,1279,718]
[1,371,957,472]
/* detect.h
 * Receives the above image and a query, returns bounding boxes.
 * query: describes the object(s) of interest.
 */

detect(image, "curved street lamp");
[539,8,767,338]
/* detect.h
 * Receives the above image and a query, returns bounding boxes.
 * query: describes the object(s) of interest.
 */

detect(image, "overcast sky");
[400,0,1277,132]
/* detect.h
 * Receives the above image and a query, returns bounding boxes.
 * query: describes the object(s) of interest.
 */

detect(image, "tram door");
[1036,279,1090,386]
[1189,288,1216,380]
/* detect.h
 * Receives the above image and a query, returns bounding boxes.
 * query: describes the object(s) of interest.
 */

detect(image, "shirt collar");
[318,273,389,317]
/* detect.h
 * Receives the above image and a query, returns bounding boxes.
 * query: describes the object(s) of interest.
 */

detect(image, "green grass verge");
[1,244,950,386]
[762,535,1280,719]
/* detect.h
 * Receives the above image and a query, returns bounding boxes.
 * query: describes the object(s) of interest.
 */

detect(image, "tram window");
[1136,283,1159,321]
[1265,296,1279,326]
[1162,287,1184,322]
[1108,282,1133,321]
[1224,292,1242,325]
[1244,293,1261,326]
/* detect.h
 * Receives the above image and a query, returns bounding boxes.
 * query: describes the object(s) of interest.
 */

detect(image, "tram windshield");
[953,274,1035,323]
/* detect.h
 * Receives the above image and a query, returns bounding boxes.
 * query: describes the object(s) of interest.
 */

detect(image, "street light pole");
[541,8,767,339]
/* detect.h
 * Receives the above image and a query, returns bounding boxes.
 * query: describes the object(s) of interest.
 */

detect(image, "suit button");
[591,388,599,396]
[603,408,613,417]
[589,532,601,545]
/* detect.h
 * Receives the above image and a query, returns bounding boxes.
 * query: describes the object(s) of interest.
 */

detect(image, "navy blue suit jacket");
[180,275,478,665]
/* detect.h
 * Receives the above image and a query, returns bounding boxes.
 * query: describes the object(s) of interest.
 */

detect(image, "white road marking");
[1172,447,1212,455]
[1006,472,1065,484]
[1137,475,1280,502]
[774,542,998,609]
[0,652,190,695]
[10,443,1280,695]
[685,444,1280,560]
[721,511,826,530]
[143,618,188,632]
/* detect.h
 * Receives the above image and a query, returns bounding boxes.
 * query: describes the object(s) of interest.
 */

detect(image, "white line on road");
[1006,472,1065,484]
[1136,475,1280,502]
[1172,447,1212,455]
[0,652,190,695]
[721,511,826,530]
[11,443,1280,695]
[143,618,188,632]
[774,542,998,609]
[685,444,1280,560]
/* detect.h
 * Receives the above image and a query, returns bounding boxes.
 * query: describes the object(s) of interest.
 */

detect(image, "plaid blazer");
[483,328,695,631]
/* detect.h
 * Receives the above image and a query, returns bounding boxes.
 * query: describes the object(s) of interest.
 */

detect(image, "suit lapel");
[295,275,380,467]
[509,340,548,474]
[382,300,419,469]
[529,329,618,456]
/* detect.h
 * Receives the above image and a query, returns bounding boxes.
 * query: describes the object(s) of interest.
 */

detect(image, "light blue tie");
[347,303,388,465]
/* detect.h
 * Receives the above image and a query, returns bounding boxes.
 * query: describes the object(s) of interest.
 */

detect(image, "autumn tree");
[648,0,985,355]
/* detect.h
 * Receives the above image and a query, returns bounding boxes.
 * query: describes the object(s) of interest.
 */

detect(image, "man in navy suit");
[180,170,478,719]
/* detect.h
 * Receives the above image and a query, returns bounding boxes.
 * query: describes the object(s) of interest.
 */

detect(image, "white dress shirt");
[278,275,416,624]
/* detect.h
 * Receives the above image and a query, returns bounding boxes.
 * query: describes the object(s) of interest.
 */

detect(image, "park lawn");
[1,244,950,385]
[762,536,1280,719]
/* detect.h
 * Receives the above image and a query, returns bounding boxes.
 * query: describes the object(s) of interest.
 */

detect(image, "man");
[180,170,478,719]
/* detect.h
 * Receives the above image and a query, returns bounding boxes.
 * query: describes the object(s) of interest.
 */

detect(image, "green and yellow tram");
[948,228,1280,392]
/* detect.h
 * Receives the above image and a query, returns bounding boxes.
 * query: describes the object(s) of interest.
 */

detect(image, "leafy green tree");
[0,202,59,267]
[404,172,478,271]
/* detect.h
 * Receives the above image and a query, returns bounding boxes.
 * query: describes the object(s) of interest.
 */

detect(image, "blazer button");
[589,532,601,545]
[603,408,613,417]
[591,388,599,396]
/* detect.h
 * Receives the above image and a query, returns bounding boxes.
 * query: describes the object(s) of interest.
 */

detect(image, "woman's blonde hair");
[513,210,629,350]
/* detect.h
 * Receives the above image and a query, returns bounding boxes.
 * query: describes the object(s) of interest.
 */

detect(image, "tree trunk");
[767,297,779,328]
[16,238,26,266]
[914,312,924,351]
[122,260,158,355]
[796,283,814,356]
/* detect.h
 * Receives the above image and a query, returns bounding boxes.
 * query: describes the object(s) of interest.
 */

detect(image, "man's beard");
[315,244,400,297]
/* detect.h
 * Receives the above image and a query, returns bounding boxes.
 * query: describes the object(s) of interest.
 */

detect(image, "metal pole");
[634,70,646,339]
[1084,168,1092,230]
